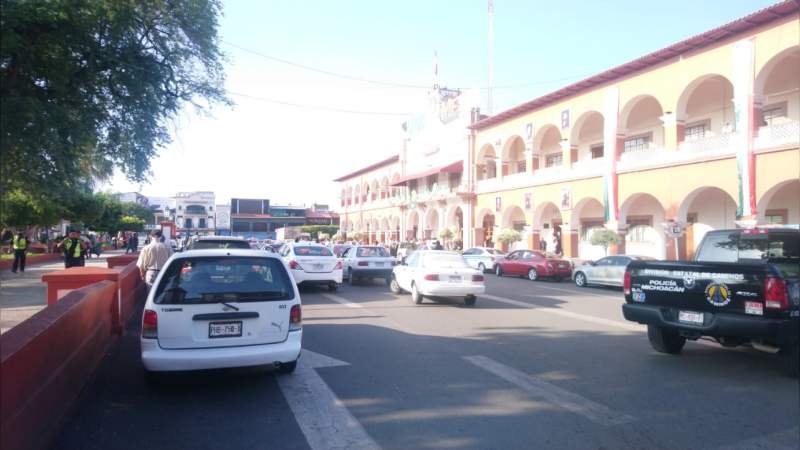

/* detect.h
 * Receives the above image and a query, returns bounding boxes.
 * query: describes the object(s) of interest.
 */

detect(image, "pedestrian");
[136,229,173,289]
[540,237,547,251]
[127,233,139,254]
[57,228,88,268]
[433,240,444,250]
[11,232,28,273]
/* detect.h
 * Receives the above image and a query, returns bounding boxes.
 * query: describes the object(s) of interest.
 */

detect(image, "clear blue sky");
[108,0,779,206]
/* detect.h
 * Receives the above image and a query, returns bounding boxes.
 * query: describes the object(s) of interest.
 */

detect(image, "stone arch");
[755,45,800,97]
[570,197,606,260]
[677,186,737,257]
[424,207,440,239]
[475,208,496,248]
[570,111,604,162]
[533,201,563,254]
[676,74,735,140]
[619,193,666,260]
[406,209,421,239]
[501,205,526,229]
[476,144,497,180]
[502,135,527,175]
[757,179,800,225]
[620,95,665,149]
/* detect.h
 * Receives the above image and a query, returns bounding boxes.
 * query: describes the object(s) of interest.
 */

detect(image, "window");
[516,160,526,173]
[293,246,333,257]
[189,240,250,250]
[623,134,651,153]
[184,218,193,229]
[590,145,604,159]
[252,222,268,232]
[198,218,206,229]
[462,248,478,256]
[695,232,738,263]
[765,209,787,224]
[684,122,708,141]
[424,253,469,269]
[512,221,526,232]
[356,247,389,257]
[406,252,421,267]
[545,153,562,167]
[761,103,787,126]
[626,217,652,242]
[595,257,613,266]
[581,221,604,241]
[687,213,698,224]
[154,256,294,304]
[232,222,250,232]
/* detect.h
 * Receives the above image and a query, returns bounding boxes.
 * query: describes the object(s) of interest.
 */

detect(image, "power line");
[222,40,592,91]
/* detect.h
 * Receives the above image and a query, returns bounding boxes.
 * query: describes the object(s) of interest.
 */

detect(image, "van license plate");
[209,321,242,338]
[678,311,703,325]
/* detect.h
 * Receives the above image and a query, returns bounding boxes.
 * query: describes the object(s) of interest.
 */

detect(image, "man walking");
[137,229,173,288]
[11,232,28,273]
[58,229,87,268]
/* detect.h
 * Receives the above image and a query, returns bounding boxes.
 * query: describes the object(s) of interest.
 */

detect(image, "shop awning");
[390,161,463,186]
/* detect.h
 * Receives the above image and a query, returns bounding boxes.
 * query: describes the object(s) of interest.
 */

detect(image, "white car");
[461,247,506,272]
[389,250,485,306]
[341,245,395,285]
[140,249,302,375]
[280,242,343,290]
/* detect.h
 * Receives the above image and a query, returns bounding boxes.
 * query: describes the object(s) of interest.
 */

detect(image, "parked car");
[280,242,342,290]
[494,249,572,281]
[184,236,251,251]
[622,227,800,376]
[462,247,506,272]
[573,255,655,288]
[390,250,485,306]
[140,249,302,376]
[342,245,395,285]
[396,242,417,264]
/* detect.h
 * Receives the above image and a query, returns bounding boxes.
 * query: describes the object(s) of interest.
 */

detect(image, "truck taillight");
[289,260,302,270]
[764,276,788,310]
[423,274,439,281]
[623,271,632,296]
[142,309,158,339]
[289,304,302,331]
[334,260,343,270]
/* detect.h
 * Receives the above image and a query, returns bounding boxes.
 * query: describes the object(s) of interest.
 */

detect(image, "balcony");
[755,120,800,150]
[678,133,735,156]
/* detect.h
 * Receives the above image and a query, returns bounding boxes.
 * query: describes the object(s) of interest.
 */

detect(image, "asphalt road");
[52,274,800,450]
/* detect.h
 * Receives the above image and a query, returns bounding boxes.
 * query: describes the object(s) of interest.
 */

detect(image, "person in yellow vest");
[57,228,88,268]
[11,232,28,273]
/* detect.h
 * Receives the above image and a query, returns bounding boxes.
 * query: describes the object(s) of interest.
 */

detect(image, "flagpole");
[487,0,494,115]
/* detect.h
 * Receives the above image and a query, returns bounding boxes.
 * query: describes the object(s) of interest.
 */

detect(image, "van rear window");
[154,256,294,304]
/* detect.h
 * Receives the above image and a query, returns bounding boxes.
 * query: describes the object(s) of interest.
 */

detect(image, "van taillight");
[623,271,632,296]
[289,305,302,331]
[764,277,788,310]
[142,309,158,339]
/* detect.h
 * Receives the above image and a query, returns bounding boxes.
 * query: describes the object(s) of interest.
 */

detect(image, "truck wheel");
[781,344,799,378]
[647,325,686,354]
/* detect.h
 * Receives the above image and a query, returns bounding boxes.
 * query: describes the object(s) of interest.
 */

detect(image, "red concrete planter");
[0,253,62,271]
[106,253,139,268]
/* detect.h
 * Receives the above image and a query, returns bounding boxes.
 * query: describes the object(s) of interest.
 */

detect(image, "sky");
[105,0,779,208]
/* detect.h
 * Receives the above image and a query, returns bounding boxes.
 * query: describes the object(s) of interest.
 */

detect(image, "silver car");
[572,255,655,288]
[342,245,395,285]
[462,247,507,273]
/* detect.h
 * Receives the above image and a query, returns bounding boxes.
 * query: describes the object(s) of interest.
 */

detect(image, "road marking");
[277,350,379,450]
[714,426,800,450]
[320,293,364,308]
[463,355,635,426]
[481,293,643,332]
[523,283,621,299]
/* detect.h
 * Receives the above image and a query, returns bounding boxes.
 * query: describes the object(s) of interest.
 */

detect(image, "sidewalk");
[0,250,131,334]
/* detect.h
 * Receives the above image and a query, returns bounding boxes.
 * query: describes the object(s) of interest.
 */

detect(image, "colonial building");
[174,191,216,235]
[230,199,340,239]
[335,1,800,260]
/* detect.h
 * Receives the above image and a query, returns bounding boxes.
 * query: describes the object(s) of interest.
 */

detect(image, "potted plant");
[495,228,522,252]
[589,228,622,256]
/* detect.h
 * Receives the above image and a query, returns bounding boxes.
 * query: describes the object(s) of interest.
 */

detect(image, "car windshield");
[294,246,333,256]
[424,253,470,269]
[486,249,505,255]
[154,256,294,304]
[192,240,250,249]
[356,247,389,257]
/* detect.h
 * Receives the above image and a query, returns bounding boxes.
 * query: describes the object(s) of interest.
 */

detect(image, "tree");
[496,229,522,246]
[119,215,145,232]
[589,228,622,256]
[300,225,339,239]
[438,228,454,241]
[1,0,229,208]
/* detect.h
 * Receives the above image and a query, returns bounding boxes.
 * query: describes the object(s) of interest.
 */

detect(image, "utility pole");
[487,0,494,115]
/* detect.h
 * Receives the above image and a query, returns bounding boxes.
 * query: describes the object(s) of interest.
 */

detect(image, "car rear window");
[191,240,251,250]
[696,231,800,265]
[154,256,294,304]
[424,253,470,269]
[294,246,333,256]
[356,247,389,257]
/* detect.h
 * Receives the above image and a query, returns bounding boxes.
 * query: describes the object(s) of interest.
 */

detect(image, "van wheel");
[464,295,477,307]
[647,325,686,354]
[780,344,799,378]
[279,360,297,374]
[389,276,402,294]
[328,282,338,292]
[411,282,423,304]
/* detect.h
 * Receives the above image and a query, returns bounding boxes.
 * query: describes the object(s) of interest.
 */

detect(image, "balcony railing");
[678,133,733,155]
[755,121,800,150]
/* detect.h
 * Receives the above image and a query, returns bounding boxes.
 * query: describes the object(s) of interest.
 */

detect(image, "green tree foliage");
[496,228,522,246]
[589,228,622,256]
[1,0,229,218]
[438,228,454,241]
[119,215,145,232]
[300,225,339,239]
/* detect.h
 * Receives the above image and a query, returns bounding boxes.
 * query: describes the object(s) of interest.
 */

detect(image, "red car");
[494,250,572,281]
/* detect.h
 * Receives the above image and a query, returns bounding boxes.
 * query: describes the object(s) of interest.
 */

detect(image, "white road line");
[464,355,635,427]
[523,283,621,299]
[320,293,364,308]
[481,293,644,332]
[277,350,380,450]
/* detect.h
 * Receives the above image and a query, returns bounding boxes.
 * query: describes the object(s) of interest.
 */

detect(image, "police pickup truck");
[622,227,799,376]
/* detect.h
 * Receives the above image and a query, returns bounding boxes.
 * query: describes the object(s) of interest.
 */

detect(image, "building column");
[660,112,684,150]
[463,200,474,249]
[560,139,574,169]
[524,149,534,175]
[494,158,503,180]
